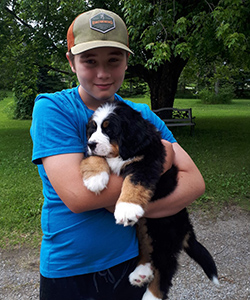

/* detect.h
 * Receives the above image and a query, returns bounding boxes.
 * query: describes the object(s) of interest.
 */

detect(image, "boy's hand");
[161,140,174,173]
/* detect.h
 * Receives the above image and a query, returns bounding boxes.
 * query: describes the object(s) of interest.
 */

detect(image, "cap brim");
[71,40,134,55]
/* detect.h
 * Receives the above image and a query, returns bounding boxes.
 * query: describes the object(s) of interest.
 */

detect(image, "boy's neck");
[78,86,115,111]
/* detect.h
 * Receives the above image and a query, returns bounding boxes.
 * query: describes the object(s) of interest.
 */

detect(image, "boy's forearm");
[42,153,123,213]
[144,168,205,218]
[161,139,174,172]
[144,143,205,218]
[73,173,123,213]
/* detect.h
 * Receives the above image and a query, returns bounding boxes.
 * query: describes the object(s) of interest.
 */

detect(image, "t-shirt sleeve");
[30,94,85,165]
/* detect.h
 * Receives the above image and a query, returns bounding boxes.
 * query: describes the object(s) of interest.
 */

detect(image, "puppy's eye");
[102,120,109,128]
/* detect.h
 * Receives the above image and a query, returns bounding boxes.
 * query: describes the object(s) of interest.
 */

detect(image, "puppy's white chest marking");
[106,156,144,175]
[106,157,126,175]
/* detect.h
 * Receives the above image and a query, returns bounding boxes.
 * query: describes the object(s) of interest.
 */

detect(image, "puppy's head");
[86,101,156,160]
[86,102,120,157]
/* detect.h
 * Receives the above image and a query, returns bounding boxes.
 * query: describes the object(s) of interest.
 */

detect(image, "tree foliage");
[1,0,87,118]
[122,0,250,108]
[1,0,250,117]
[184,0,250,97]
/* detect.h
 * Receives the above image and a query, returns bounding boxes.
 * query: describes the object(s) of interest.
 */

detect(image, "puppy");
[80,101,219,300]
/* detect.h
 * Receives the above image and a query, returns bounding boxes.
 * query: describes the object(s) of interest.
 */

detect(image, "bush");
[199,85,235,104]
[118,78,149,97]
[13,85,37,119]
[13,69,38,119]
[37,68,67,93]
[0,91,7,101]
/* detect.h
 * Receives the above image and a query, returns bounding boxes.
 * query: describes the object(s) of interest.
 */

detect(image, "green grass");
[174,99,250,210]
[0,94,249,248]
[130,97,250,211]
[0,94,43,248]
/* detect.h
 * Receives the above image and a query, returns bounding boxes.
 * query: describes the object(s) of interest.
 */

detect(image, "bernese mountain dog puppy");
[80,101,219,300]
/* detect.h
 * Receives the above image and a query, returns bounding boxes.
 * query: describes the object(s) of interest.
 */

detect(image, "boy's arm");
[42,141,204,217]
[41,140,172,214]
[42,153,123,213]
[144,142,205,218]
[161,139,174,172]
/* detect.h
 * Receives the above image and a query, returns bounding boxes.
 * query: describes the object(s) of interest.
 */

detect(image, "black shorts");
[40,257,146,300]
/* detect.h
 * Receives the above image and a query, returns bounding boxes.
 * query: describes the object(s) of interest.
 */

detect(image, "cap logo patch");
[90,13,115,34]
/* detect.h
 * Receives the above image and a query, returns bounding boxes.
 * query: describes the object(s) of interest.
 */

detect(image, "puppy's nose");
[88,141,97,151]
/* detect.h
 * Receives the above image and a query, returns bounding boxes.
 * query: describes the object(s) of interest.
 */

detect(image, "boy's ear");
[66,52,76,73]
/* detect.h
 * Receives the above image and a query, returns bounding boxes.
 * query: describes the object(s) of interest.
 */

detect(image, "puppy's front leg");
[80,156,110,194]
[114,175,153,226]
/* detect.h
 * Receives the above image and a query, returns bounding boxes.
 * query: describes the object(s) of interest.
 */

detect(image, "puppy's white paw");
[142,288,161,300]
[114,202,144,226]
[129,263,154,287]
[83,172,109,194]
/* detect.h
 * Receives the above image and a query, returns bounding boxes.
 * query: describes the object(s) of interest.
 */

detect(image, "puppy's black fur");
[85,101,218,299]
[113,102,166,189]
[145,167,218,298]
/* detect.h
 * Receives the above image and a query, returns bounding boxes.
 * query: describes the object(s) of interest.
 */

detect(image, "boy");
[30,8,205,300]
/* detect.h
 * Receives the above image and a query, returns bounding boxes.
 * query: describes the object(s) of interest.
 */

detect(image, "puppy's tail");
[183,232,219,285]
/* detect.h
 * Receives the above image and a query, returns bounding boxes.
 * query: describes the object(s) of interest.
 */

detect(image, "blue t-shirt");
[30,87,176,278]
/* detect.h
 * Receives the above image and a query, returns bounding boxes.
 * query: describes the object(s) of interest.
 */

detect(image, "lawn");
[129,97,250,210]
[0,94,249,248]
[0,94,43,248]
[173,99,249,208]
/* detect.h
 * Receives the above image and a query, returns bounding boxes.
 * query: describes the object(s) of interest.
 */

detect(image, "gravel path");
[0,206,249,300]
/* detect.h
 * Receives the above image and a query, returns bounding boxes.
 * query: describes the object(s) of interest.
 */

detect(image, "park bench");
[153,107,196,135]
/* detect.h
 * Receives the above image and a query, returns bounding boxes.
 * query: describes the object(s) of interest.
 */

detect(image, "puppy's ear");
[116,105,153,160]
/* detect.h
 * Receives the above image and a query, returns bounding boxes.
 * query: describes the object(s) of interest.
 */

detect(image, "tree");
[0,5,21,91]
[0,0,87,118]
[122,0,250,108]
[1,0,250,117]
[181,0,250,99]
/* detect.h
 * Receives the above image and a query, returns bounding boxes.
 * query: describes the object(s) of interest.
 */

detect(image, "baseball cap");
[67,8,133,55]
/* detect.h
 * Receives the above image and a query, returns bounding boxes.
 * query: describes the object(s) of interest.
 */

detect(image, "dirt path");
[0,206,249,300]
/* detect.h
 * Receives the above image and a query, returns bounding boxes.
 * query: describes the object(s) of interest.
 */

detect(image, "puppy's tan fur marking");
[182,232,191,249]
[148,269,164,299]
[137,218,153,264]
[109,143,120,157]
[122,155,144,169]
[117,175,153,208]
[80,156,110,180]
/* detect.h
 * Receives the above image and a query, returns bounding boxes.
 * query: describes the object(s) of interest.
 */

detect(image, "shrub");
[13,70,38,119]
[37,68,67,93]
[0,91,7,101]
[199,85,235,104]
[118,78,149,97]
[13,85,37,119]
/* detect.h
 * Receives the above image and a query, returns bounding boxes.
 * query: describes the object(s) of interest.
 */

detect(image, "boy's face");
[67,47,128,109]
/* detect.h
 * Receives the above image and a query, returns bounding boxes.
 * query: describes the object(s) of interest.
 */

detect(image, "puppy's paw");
[129,263,154,287]
[83,171,109,194]
[114,202,144,226]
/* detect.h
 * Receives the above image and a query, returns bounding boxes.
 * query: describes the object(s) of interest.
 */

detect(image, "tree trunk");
[148,57,188,109]
[128,56,188,109]
[215,79,219,95]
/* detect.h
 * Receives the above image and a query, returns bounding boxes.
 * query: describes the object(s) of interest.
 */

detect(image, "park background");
[0,0,249,248]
